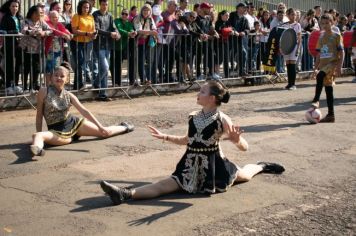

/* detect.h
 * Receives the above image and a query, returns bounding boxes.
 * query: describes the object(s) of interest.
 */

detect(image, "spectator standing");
[21,5,52,91]
[112,8,137,86]
[133,4,158,85]
[49,1,65,23]
[301,9,319,71]
[0,0,23,95]
[183,10,202,81]
[214,10,233,78]
[50,1,71,63]
[314,5,322,27]
[44,0,54,14]
[259,10,270,68]
[128,6,137,22]
[88,0,98,13]
[228,2,250,76]
[270,10,286,73]
[159,0,179,83]
[70,0,96,90]
[195,2,214,80]
[178,0,190,15]
[37,2,49,22]
[62,0,72,26]
[44,11,72,85]
[92,0,120,101]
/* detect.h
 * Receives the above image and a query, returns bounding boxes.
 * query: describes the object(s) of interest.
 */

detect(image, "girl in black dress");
[100,81,285,205]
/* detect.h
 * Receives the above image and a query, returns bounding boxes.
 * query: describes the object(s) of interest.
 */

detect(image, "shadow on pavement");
[243,122,306,133]
[256,97,355,113]
[71,180,210,225]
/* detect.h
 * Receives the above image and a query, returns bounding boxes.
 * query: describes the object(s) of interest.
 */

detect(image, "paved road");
[0,77,355,236]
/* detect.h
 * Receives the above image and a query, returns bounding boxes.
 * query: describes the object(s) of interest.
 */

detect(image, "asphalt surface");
[0,76,355,236]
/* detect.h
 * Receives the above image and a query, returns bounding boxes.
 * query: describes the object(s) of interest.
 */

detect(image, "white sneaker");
[14,86,23,94]
[212,73,222,80]
[288,85,297,90]
[6,87,14,95]
[197,75,205,80]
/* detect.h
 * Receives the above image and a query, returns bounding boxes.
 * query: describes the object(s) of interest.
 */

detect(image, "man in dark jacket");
[228,2,250,76]
[92,0,120,101]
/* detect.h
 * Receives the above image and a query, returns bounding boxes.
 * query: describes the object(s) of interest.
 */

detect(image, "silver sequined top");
[43,85,71,125]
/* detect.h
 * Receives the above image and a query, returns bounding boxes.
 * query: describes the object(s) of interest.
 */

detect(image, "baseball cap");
[37,1,45,7]
[236,2,247,8]
[200,2,212,9]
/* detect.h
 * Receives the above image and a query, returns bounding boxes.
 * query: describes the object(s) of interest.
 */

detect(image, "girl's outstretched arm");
[35,88,46,132]
[221,113,248,151]
[148,126,188,145]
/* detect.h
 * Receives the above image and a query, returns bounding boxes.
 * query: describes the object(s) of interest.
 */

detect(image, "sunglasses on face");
[65,3,71,5]
[122,13,128,16]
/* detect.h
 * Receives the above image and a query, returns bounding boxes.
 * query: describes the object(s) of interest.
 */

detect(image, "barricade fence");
[0,31,353,98]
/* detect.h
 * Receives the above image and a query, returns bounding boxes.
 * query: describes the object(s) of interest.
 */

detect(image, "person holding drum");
[310,14,344,123]
[283,8,301,90]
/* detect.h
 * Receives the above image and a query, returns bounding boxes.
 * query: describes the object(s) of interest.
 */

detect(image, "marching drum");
[262,27,296,72]
[343,31,356,48]
[279,28,297,55]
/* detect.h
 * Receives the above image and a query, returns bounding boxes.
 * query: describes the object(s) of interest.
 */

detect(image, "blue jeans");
[93,49,110,97]
[70,41,93,90]
[276,54,285,73]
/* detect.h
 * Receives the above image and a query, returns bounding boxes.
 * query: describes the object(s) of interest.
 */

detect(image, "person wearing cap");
[228,2,250,76]
[159,0,179,83]
[92,0,120,101]
[132,4,158,85]
[111,8,136,86]
[195,2,214,80]
[37,2,49,21]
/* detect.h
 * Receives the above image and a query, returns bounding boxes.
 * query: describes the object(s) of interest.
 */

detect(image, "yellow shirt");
[71,14,95,43]
[316,31,343,86]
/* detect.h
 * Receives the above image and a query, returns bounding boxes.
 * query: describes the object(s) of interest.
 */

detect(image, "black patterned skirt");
[171,149,239,194]
[47,115,84,140]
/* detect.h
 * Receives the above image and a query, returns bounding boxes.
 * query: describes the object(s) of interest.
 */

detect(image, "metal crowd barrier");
[0,31,353,101]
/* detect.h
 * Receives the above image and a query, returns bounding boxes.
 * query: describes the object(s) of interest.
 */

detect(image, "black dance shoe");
[120,122,135,133]
[257,162,285,174]
[100,181,132,205]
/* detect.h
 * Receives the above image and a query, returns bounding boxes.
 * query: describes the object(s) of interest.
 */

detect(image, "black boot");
[257,162,285,174]
[100,181,132,205]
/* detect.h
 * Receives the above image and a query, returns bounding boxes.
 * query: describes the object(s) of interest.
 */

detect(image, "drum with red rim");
[308,30,321,57]
[343,31,356,48]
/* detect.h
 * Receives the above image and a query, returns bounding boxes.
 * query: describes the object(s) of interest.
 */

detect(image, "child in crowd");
[100,81,285,205]
[284,8,302,90]
[30,63,134,159]
[311,14,344,122]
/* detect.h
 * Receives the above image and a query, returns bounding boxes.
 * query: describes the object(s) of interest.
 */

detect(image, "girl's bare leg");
[131,177,181,200]
[234,164,263,183]
[32,131,72,149]
[76,120,127,138]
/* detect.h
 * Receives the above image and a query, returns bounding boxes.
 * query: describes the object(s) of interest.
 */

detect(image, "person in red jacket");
[45,10,72,85]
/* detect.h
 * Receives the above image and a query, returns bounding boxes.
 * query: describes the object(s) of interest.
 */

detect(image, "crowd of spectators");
[0,0,355,98]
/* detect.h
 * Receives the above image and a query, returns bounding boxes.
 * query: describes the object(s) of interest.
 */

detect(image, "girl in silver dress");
[30,63,134,159]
